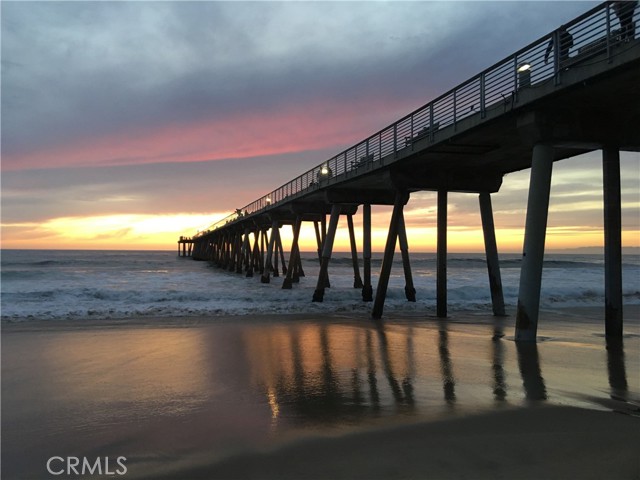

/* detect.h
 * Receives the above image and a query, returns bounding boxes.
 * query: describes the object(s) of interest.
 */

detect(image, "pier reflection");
[605,337,628,400]
[241,322,418,424]
[235,319,599,424]
[237,320,570,424]
[516,341,547,401]
[437,321,456,405]
[491,320,507,402]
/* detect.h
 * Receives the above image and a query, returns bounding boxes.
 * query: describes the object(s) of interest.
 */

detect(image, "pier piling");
[603,147,623,337]
[479,192,506,316]
[516,144,554,342]
[437,189,448,318]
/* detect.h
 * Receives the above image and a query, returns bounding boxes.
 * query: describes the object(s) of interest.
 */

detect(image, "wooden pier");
[180,2,639,341]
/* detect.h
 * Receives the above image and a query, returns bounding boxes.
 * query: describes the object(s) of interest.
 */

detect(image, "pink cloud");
[3,94,413,172]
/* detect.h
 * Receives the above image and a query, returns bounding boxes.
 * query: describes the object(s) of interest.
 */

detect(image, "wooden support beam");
[479,192,506,316]
[398,210,416,302]
[347,214,364,289]
[372,191,407,319]
[362,204,373,302]
[312,205,342,302]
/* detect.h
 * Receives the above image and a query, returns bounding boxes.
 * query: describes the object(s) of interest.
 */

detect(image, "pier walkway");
[180,2,640,341]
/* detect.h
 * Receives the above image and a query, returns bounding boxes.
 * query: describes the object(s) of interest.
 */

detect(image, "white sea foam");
[1,250,639,322]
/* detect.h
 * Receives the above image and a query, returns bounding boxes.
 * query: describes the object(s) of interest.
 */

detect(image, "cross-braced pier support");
[372,191,410,319]
[283,217,302,290]
[313,205,342,302]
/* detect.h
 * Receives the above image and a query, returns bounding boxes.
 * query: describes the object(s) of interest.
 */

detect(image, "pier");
[180,2,639,341]
[178,236,194,257]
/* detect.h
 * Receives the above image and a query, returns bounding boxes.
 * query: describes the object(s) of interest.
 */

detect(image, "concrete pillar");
[479,192,506,316]
[398,211,416,302]
[261,222,278,284]
[241,228,251,275]
[362,204,373,302]
[347,214,364,288]
[313,205,341,302]
[437,190,447,318]
[314,220,330,288]
[603,147,623,337]
[283,217,302,290]
[516,143,554,342]
[372,191,406,319]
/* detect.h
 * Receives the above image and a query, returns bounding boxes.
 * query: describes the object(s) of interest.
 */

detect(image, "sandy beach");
[2,308,639,479]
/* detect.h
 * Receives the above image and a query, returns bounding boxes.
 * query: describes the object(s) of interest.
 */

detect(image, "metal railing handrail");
[193,1,637,238]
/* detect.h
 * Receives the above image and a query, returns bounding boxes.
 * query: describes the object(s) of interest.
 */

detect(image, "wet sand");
[2,307,639,479]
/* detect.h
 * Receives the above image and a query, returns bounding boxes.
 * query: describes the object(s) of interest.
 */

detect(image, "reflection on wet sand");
[516,341,548,401]
[491,321,507,402]
[3,316,637,480]
[437,321,456,405]
[32,319,633,427]
[237,318,635,424]
[243,323,418,423]
[606,337,628,400]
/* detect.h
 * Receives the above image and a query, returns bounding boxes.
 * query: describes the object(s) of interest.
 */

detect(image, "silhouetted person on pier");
[545,25,573,66]
[613,1,638,41]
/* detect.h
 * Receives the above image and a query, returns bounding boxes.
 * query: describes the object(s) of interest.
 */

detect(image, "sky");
[1,1,638,252]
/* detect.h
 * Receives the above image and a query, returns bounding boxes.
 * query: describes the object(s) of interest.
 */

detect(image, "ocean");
[2,249,639,322]
[3,249,640,479]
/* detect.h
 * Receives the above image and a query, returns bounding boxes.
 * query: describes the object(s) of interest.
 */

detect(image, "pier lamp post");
[318,164,332,183]
[517,62,532,88]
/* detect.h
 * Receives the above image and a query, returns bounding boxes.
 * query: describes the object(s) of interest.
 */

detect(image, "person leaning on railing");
[544,25,573,66]
[613,0,638,41]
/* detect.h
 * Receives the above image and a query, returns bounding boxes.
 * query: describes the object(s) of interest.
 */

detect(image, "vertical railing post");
[605,3,612,63]
[553,29,561,86]
[480,73,486,119]
[366,140,370,170]
[393,123,398,155]
[410,115,414,150]
[429,104,435,141]
[453,89,457,131]
[513,55,519,102]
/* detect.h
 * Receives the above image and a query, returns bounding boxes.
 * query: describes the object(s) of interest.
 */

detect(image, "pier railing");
[194,1,637,237]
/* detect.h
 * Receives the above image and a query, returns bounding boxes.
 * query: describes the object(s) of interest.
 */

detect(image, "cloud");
[2,1,593,169]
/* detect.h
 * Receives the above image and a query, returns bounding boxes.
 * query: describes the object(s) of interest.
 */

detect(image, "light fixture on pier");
[266,196,272,205]
[517,62,531,88]
[517,62,531,73]
[318,164,332,182]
